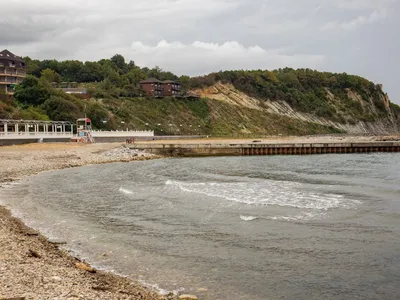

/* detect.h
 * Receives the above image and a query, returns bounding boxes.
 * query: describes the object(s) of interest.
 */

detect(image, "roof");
[60,88,87,94]
[77,118,92,123]
[0,50,25,63]
[163,80,181,84]
[140,78,162,84]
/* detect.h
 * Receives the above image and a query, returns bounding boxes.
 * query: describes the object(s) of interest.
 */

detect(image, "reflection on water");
[1,154,400,300]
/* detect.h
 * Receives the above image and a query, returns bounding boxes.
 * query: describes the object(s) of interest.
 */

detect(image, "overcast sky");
[1,0,399,103]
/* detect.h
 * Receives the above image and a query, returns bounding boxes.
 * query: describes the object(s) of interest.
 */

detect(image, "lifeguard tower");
[76,117,95,143]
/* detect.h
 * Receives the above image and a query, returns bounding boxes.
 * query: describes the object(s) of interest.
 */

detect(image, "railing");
[0,78,17,84]
[0,132,74,138]
[92,130,154,137]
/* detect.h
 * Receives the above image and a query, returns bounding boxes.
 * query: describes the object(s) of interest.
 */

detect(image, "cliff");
[189,69,400,135]
[195,82,399,135]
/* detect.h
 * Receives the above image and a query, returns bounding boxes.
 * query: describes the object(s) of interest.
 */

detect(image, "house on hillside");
[162,80,182,97]
[139,78,164,97]
[0,50,26,95]
[140,78,183,97]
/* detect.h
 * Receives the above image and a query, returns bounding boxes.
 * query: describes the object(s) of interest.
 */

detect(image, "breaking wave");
[240,215,258,222]
[119,187,134,195]
[165,180,360,211]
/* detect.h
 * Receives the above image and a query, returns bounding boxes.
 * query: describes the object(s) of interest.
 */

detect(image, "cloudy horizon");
[1,0,399,103]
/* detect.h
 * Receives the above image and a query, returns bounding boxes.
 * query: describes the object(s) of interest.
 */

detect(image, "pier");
[129,141,400,157]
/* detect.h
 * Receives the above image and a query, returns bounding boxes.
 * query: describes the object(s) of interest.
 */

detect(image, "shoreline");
[0,143,170,300]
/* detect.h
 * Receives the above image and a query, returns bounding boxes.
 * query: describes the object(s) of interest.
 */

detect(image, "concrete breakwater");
[130,141,400,157]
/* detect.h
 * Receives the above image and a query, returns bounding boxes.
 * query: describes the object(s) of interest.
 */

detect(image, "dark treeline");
[24,54,191,98]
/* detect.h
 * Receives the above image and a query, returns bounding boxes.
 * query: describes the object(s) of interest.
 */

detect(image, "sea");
[1,153,400,300]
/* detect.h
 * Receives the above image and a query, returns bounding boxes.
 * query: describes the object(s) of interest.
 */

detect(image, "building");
[139,78,164,97]
[59,87,87,95]
[0,50,26,95]
[139,78,182,97]
[162,80,181,97]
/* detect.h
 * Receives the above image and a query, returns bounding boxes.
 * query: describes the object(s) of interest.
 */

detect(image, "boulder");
[75,262,96,273]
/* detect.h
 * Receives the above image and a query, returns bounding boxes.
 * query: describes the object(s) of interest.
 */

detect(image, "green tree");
[14,75,51,106]
[23,57,41,76]
[41,68,62,83]
[110,54,127,72]
[42,96,81,122]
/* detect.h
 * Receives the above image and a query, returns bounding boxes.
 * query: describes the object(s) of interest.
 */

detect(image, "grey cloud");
[0,0,399,103]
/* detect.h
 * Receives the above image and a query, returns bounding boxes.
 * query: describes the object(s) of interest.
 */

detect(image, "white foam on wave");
[119,187,133,195]
[138,279,184,296]
[267,211,326,222]
[166,180,360,211]
[240,215,258,222]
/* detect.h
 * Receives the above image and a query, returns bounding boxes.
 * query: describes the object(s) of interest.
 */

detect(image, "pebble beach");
[0,143,168,300]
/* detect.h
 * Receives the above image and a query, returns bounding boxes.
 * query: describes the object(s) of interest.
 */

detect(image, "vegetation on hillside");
[23,55,191,98]
[191,69,395,123]
[0,54,399,136]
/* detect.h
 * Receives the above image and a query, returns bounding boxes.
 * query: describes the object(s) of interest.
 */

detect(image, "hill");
[1,55,399,136]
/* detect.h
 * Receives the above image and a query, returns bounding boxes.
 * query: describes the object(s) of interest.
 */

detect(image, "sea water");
[1,154,400,299]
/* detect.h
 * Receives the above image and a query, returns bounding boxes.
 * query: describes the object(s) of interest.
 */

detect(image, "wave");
[267,211,326,221]
[119,187,133,195]
[240,215,258,222]
[138,279,184,296]
[166,180,360,211]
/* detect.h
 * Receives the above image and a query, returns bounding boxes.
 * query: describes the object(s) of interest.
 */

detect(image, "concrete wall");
[0,137,71,146]
[92,131,154,137]
[131,141,400,157]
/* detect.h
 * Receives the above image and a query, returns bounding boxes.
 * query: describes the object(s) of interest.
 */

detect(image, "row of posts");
[243,146,400,155]
[2,123,73,135]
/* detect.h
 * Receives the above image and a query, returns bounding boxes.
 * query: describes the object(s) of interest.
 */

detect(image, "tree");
[78,62,104,82]
[42,96,81,122]
[14,75,51,106]
[41,68,62,84]
[179,75,191,91]
[110,54,127,72]
[23,57,41,76]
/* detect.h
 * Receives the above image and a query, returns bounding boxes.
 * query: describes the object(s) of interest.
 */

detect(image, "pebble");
[50,276,62,283]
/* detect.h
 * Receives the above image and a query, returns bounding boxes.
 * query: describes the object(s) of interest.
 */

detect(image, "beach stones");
[75,262,96,273]
[178,295,198,300]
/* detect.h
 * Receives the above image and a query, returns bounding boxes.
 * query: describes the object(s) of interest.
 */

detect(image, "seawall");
[130,141,400,157]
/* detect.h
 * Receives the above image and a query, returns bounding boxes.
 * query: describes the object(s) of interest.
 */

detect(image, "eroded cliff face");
[195,82,399,135]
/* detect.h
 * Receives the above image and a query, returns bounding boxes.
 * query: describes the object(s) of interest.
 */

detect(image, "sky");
[1,0,399,103]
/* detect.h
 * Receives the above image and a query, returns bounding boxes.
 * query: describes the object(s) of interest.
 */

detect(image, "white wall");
[91,130,154,137]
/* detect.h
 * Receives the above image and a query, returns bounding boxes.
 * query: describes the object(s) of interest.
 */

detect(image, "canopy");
[77,118,91,123]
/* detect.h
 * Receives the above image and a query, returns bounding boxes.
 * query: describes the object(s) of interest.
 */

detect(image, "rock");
[75,262,96,273]
[92,285,111,291]
[178,295,198,300]
[24,231,39,237]
[50,276,62,283]
[28,249,41,258]
[48,240,67,245]
[197,288,208,292]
